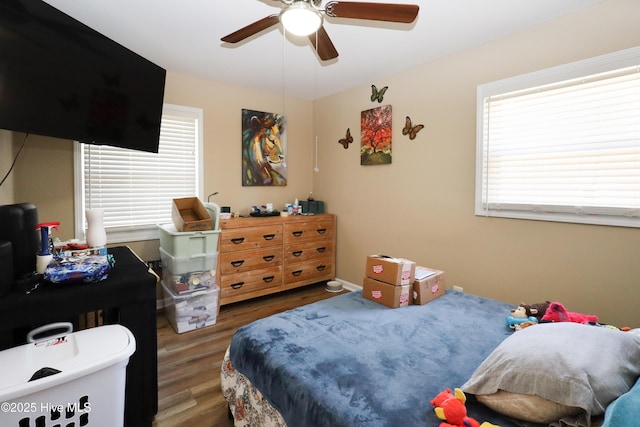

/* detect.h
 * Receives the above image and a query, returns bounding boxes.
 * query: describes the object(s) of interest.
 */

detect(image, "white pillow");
[462,322,640,424]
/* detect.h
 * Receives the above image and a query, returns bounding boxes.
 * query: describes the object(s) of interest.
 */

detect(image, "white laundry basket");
[0,324,136,427]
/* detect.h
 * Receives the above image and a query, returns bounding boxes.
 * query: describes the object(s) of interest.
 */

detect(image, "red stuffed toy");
[541,301,598,324]
[431,389,502,427]
[430,388,480,427]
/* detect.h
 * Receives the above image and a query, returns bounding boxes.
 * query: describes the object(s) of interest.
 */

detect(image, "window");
[74,104,203,243]
[476,47,640,228]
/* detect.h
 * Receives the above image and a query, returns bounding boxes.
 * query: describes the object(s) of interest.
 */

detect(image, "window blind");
[476,47,640,228]
[76,104,202,242]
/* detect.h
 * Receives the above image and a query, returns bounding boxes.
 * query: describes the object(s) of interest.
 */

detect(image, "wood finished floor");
[152,283,347,427]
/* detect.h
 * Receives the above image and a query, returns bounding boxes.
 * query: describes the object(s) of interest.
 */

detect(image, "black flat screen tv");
[0,0,166,152]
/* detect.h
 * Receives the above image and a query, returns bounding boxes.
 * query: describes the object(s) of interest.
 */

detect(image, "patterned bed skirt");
[221,346,287,427]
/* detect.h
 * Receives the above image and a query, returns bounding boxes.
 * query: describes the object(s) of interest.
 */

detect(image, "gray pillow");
[461,322,640,425]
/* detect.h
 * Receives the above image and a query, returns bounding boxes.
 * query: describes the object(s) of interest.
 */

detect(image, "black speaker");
[0,241,12,295]
[0,203,39,281]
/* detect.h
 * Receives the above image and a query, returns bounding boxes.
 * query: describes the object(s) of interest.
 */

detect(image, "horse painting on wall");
[242,109,287,186]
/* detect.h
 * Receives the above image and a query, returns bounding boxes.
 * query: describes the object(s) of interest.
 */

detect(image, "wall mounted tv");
[0,0,166,153]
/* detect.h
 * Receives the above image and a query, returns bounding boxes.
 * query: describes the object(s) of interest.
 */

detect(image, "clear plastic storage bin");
[162,280,219,334]
[163,268,217,295]
[0,324,135,427]
[159,246,218,275]
[158,223,220,257]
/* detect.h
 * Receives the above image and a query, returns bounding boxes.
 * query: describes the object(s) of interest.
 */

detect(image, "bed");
[221,290,640,427]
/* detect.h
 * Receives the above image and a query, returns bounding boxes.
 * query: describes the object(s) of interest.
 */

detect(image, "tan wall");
[0,131,14,202]
[163,72,315,219]
[13,135,75,233]
[2,0,638,326]
[0,74,314,263]
[313,0,640,327]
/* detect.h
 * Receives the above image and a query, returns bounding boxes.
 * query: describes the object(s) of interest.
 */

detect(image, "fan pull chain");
[281,26,287,167]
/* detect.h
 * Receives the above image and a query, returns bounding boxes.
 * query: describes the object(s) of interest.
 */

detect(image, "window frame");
[74,103,204,243]
[475,46,640,228]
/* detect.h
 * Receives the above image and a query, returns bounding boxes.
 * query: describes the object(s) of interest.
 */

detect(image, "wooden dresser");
[218,213,336,305]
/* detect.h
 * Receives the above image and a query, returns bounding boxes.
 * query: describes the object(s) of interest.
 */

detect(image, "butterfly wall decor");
[402,116,424,140]
[370,85,388,103]
[338,128,353,149]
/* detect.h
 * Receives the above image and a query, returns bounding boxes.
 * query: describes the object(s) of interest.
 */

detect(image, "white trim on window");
[476,47,640,228]
[74,104,204,243]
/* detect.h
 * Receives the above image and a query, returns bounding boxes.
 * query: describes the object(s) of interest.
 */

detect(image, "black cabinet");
[0,246,158,427]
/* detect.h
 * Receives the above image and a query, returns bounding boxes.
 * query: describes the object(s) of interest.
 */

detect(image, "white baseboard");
[335,278,362,292]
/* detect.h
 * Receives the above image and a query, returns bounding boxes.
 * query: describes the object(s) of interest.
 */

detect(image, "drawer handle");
[231,237,245,244]
[262,255,275,261]
[292,231,303,237]
[292,250,303,257]
[316,247,326,253]
[263,233,276,240]
[316,265,326,271]
[292,270,303,276]
[263,275,275,283]
[316,228,327,234]
[230,260,245,267]
[231,282,245,289]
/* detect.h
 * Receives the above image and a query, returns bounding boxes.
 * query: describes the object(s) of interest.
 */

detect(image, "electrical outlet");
[453,285,464,292]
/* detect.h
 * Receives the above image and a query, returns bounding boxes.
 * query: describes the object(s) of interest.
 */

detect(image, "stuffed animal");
[541,301,598,324]
[506,306,538,330]
[431,388,480,427]
[514,320,537,331]
[437,424,500,427]
[510,306,528,319]
[430,388,501,427]
[519,301,550,321]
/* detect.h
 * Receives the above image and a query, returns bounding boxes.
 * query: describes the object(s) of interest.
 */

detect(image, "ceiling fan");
[221,0,419,61]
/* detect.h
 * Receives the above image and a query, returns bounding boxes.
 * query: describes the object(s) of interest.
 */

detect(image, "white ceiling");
[44,0,603,100]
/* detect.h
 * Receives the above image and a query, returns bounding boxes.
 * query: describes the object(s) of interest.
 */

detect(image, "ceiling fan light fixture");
[280,2,323,37]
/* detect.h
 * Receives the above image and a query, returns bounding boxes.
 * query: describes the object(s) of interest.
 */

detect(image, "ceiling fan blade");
[325,1,419,23]
[308,26,339,61]
[221,14,280,43]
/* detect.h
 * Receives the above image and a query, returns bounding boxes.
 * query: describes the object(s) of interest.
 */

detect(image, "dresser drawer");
[220,225,282,252]
[218,214,336,305]
[284,240,333,263]
[220,247,282,274]
[283,255,333,285]
[220,266,282,297]
[283,219,334,244]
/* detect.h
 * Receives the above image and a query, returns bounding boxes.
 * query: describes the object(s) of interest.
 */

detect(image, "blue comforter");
[229,290,519,427]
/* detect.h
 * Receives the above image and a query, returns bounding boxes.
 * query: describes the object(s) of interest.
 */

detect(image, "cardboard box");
[172,197,212,232]
[365,255,416,286]
[412,267,446,305]
[362,277,411,308]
